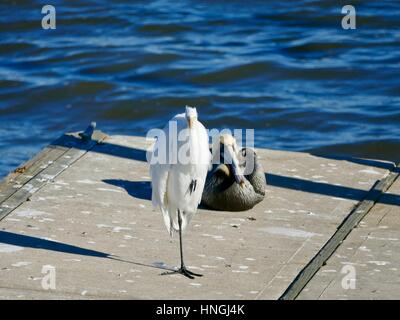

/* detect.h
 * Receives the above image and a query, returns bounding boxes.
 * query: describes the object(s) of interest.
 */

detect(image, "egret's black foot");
[183,267,203,277]
[179,266,195,279]
[161,265,203,279]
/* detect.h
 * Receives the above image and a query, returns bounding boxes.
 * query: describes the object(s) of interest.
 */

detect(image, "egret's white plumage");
[149,106,210,278]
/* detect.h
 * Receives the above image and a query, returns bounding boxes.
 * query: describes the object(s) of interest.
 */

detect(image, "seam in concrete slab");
[315,224,375,300]
[305,180,398,300]
[279,164,400,300]
[0,145,68,204]
[255,238,311,300]
[0,130,107,222]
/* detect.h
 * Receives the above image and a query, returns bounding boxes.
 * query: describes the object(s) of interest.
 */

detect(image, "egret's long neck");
[188,122,199,165]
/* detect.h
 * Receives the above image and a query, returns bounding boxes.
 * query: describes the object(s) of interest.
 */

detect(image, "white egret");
[149,106,210,279]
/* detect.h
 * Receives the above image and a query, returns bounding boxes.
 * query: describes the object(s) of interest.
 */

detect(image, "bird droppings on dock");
[96,188,123,193]
[321,269,337,273]
[37,218,54,223]
[11,261,31,267]
[189,282,202,287]
[63,258,81,262]
[260,227,317,239]
[15,209,51,218]
[76,179,97,184]
[368,261,390,266]
[358,169,382,175]
[4,217,21,222]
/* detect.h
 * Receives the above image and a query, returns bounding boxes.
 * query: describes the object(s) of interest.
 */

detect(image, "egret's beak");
[226,145,245,186]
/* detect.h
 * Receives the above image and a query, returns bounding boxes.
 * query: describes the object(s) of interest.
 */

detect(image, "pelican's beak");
[226,145,245,186]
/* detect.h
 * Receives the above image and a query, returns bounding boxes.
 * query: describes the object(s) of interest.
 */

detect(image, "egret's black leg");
[161,210,203,279]
[177,210,203,278]
[178,210,185,268]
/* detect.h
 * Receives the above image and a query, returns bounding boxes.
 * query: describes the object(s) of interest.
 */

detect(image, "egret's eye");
[242,149,247,157]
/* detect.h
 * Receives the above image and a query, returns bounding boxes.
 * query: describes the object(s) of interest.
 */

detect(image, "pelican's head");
[185,105,197,129]
[217,134,245,186]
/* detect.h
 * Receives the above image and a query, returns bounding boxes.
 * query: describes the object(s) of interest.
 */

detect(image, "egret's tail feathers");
[172,210,194,234]
[160,206,195,237]
[160,206,177,237]
[168,214,180,237]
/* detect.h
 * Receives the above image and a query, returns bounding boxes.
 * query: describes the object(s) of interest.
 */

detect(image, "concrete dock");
[298,174,400,300]
[0,131,399,299]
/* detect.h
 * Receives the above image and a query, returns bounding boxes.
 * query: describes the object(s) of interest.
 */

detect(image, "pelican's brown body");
[201,148,266,211]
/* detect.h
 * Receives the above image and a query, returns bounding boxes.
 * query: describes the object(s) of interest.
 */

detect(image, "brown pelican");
[201,134,266,211]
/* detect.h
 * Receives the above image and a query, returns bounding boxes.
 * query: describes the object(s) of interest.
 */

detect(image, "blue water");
[1,0,399,178]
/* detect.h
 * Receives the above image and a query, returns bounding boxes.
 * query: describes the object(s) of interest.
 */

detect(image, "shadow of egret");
[0,230,109,257]
[0,231,175,272]
[103,179,152,201]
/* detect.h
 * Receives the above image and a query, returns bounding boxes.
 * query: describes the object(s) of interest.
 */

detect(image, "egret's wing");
[149,113,183,205]
[149,118,171,210]
[150,162,170,209]
[149,144,174,235]
[149,113,186,235]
